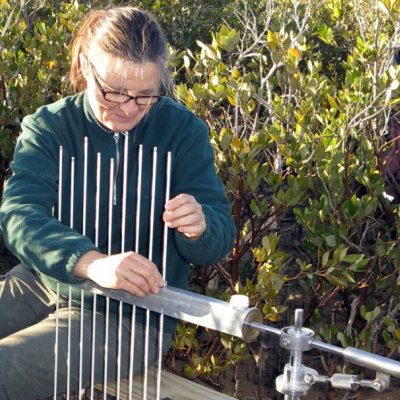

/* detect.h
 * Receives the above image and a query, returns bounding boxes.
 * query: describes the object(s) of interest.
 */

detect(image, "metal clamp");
[275,310,316,398]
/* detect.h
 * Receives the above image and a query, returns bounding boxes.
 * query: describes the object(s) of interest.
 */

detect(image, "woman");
[0,7,235,399]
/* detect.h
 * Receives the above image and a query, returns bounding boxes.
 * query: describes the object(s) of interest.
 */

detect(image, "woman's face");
[83,50,161,132]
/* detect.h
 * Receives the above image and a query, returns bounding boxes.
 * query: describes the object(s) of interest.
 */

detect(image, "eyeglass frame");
[88,61,161,106]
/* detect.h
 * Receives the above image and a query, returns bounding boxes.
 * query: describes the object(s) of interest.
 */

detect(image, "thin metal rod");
[135,145,143,252]
[311,339,345,356]
[95,153,101,248]
[67,286,72,399]
[103,297,110,400]
[70,157,75,229]
[108,158,114,256]
[143,147,157,400]
[148,147,157,261]
[244,321,282,336]
[294,309,303,331]
[82,137,88,235]
[115,135,129,400]
[104,159,114,399]
[128,306,136,400]
[67,156,74,398]
[78,290,84,397]
[58,146,63,222]
[342,346,400,378]
[121,133,129,253]
[53,283,60,399]
[143,309,150,400]
[156,152,172,400]
[161,152,171,281]
[90,294,97,400]
[156,316,164,400]
[54,148,61,399]
[78,136,88,398]
[91,154,100,400]
[129,147,142,400]
[116,300,123,400]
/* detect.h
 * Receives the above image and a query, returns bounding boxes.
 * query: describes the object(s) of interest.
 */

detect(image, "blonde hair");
[69,7,171,94]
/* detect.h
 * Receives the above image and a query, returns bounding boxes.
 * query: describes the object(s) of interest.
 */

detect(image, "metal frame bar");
[74,282,262,342]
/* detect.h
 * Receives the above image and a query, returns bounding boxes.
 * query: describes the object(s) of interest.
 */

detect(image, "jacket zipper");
[112,131,129,206]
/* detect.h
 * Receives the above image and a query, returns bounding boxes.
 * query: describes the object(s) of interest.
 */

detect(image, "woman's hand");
[163,194,206,239]
[74,250,164,297]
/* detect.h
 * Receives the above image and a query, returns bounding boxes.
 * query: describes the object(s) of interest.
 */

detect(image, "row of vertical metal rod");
[53,137,172,400]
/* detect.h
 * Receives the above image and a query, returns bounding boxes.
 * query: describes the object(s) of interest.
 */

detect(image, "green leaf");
[211,354,217,366]
[325,275,348,287]
[196,40,219,60]
[220,131,231,152]
[325,235,337,247]
[342,254,363,263]
[250,200,261,217]
[322,250,330,267]
[340,270,355,284]
[267,30,279,48]
[317,24,335,45]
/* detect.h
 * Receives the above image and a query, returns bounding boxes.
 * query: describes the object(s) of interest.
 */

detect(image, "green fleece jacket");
[0,92,235,317]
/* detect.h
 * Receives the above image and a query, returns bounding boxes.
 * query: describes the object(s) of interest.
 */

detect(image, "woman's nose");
[119,99,139,115]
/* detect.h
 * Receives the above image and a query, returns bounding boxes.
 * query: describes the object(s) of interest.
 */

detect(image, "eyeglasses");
[88,62,161,106]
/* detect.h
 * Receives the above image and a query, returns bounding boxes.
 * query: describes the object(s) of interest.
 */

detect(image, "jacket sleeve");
[171,116,235,266]
[0,114,97,283]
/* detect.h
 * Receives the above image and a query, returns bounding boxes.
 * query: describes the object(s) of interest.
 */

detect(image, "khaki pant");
[0,264,169,400]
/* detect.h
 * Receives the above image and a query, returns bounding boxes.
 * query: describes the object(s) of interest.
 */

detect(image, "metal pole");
[54,145,62,399]
[58,146,63,222]
[121,133,129,252]
[103,297,110,400]
[94,153,101,248]
[161,152,171,281]
[82,137,88,236]
[156,151,172,400]
[78,290,84,398]
[135,145,143,253]
[116,300,123,400]
[67,286,72,399]
[108,158,114,256]
[70,158,75,229]
[129,145,142,400]
[68,157,75,400]
[53,283,60,399]
[79,140,87,392]
[74,283,262,341]
[128,306,136,400]
[90,152,101,400]
[90,294,97,400]
[103,159,114,400]
[144,147,158,400]
[116,131,129,400]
